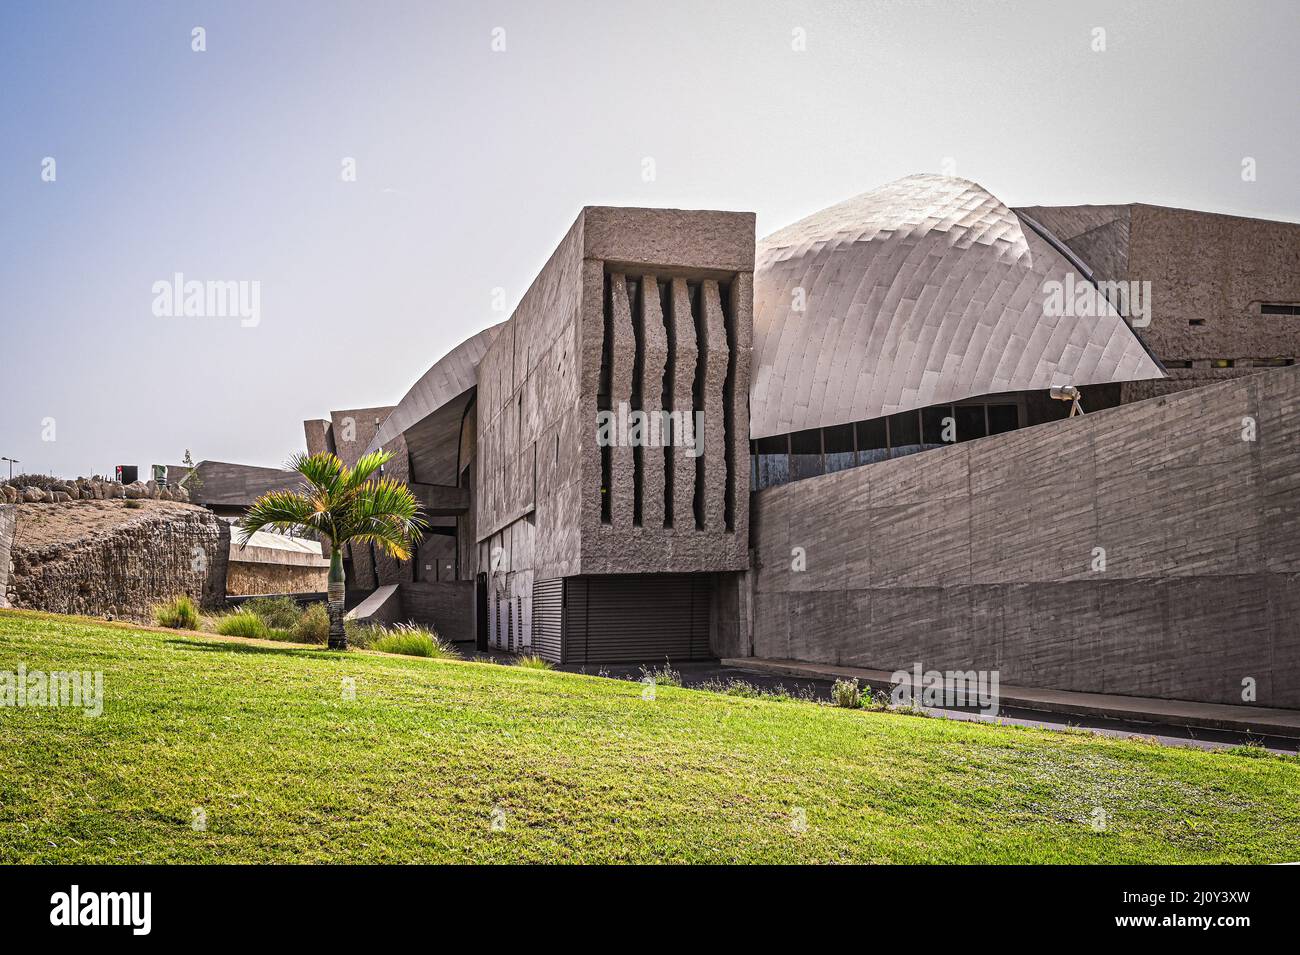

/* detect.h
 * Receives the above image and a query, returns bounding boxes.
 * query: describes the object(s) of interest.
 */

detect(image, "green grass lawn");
[1,608,1298,864]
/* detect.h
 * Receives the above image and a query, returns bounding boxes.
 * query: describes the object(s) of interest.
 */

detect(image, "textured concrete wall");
[1126,204,1300,367]
[6,501,230,620]
[181,461,302,509]
[748,365,1300,708]
[1022,203,1300,403]
[345,583,403,628]
[475,206,754,653]
[398,581,473,642]
[226,561,328,596]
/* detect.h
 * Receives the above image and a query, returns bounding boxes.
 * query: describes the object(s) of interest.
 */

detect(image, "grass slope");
[1,608,1298,864]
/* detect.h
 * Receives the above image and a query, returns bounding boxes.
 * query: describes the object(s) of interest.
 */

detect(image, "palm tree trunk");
[327,548,347,650]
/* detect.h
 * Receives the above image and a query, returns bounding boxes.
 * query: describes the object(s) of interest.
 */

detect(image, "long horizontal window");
[750,400,1022,491]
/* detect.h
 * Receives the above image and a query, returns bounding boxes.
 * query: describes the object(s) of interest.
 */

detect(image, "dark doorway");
[475,573,489,651]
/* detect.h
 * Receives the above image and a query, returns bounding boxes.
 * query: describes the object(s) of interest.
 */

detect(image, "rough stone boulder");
[22,487,44,503]
[1,485,16,504]
[124,481,148,500]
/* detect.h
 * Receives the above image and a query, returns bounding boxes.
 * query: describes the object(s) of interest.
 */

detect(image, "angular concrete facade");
[474,206,754,661]
[294,176,1298,707]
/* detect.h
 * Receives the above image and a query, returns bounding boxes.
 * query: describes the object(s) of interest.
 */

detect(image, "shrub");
[514,654,553,670]
[242,596,302,630]
[153,595,200,630]
[637,662,682,688]
[292,603,330,644]
[264,628,297,642]
[861,686,890,711]
[830,678,862,709]
[4,473,63,491]
[344,618,379,649]
[371,623,460,659]
[123,499,143,509]
[216,610,268,639]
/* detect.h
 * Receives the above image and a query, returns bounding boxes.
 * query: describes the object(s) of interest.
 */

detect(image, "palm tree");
[238,450,426,650]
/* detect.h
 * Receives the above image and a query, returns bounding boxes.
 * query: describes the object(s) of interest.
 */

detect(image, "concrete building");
[303,176,1300,709]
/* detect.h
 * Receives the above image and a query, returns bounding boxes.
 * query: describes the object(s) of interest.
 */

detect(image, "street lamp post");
[0,457,18,481]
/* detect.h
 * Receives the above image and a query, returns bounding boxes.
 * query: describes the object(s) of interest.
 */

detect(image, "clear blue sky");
[2,0,1297,478]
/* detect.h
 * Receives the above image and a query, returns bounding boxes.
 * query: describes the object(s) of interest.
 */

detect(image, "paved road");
[555,658,1300,754]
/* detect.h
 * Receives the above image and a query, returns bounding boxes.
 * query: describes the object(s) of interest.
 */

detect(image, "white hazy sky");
[2,0,1297,478]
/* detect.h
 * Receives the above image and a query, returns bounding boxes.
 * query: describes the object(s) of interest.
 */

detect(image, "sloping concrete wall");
[748,365,1300,708]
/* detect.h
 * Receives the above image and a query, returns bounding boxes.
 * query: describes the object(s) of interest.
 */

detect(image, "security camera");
[1050,384,1084,417]
[1050,384,1080,401]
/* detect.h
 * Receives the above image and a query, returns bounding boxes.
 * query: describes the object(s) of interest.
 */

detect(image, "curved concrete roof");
[750,174,1163,439]
[366,324,502,480]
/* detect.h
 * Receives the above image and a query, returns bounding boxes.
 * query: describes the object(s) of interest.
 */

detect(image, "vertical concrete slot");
[689,281,706,530]
[628,276,644,527]
[660,278,675,527]
[599,272,613,524]
[720,277,736,531]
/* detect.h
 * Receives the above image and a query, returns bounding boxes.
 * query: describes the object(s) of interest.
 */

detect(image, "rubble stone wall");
[4,500,230,621]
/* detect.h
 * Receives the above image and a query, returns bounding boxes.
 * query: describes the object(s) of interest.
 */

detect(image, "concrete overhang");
[366,324,502,483]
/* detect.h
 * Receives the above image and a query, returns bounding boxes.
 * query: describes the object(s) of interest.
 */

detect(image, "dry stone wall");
[1,477,190,505]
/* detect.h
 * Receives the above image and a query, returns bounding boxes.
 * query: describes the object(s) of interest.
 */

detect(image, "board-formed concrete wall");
[747,365,1300,708]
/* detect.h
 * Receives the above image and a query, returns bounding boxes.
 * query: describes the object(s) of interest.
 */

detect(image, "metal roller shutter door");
[562,574,711,665]
[532,577,564,663]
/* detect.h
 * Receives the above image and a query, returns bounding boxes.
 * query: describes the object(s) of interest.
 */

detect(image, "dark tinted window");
[921,406,952,445]
[823,423,853,453]
[888,411,922,457]
[954,405,987,442]
[987,404,1018,435]
[790,429,821,454]
[823,423,856,474]
[856,418,887,450]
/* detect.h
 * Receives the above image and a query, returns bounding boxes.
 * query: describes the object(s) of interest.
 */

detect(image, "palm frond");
[241,452,423,562]
[342,450,395,492]
[238,492,322,544]
[336,476,426,559]
[287,452,345,499]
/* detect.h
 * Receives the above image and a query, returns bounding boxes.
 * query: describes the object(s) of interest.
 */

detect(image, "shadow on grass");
[163,637,339,660]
